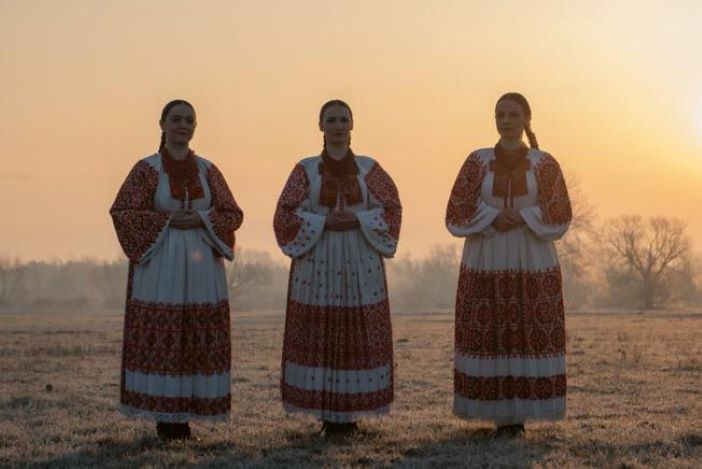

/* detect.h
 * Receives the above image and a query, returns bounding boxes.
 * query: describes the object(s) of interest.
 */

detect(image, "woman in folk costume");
[110,100,243,440]
[273,100,402,436]
[446,93,571,438]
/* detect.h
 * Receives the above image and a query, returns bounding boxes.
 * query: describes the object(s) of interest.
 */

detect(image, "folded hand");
[169,211,204,230]
[325,210,359,231]
[492,208,524,232]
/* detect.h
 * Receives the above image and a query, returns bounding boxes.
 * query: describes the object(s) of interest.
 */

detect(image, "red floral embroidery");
[122,299,231,375]
[161,148,204,202]
[534,153,572,225]
[365,162,402,240]
[446,152,487,228]
[206,163,243,253]
[282,299,393,370]
[454,372,566,401]
[455,266,566,358]
[274,164,309,247]
[281,383,393,413]
[121,390,230,416]
[110,160,170,263]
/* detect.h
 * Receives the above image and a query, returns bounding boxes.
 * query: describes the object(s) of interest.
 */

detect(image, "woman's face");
[319,105,353,147]
[160,104,197,146]
[495,99,528,141]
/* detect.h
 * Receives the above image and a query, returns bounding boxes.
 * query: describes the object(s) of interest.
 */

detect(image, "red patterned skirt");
[280,234,394,423]
[120,229,232,422]
[454,264,566,424]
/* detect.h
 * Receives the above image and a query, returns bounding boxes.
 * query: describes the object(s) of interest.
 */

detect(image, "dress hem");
[453,410,566,426]
[119,405,229,423]
[283,403,391,423]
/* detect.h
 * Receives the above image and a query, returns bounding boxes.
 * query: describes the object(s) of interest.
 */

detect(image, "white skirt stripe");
[123,371,230,399]
[284,362,391,394]
[454,395,565,424]
[454,353,565,377]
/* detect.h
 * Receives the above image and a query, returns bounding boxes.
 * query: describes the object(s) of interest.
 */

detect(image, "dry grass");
[1,309,701,468]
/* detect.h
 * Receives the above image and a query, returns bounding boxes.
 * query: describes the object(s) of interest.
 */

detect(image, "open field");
[1,309,701,468]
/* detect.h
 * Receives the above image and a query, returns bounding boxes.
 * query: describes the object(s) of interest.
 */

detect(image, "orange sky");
[2,0,701,262]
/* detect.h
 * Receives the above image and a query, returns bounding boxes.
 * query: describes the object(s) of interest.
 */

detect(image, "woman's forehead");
[495,100,523,112]
[323,105,351,118]
[167,104,196,118]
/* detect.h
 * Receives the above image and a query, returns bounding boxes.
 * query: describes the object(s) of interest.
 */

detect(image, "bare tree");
[387,243,461,311]
[227,248,275,297]
[91,259,128,308]
[558,173,597,275]
[557,173,598,309]
[605,215,692,309]
[226,248,289,310]
[0,256,25,305]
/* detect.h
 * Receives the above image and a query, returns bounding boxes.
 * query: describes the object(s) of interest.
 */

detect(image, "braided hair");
[497,92,539,149]
[158,99,194,152]
[319,99,353,148]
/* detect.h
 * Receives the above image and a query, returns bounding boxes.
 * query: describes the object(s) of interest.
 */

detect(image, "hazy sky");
[2,0,701,262]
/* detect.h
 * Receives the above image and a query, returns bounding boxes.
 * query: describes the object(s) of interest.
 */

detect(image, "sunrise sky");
[2,0,701,262]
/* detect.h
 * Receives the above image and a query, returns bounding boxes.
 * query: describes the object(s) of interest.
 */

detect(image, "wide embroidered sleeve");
[445,152,500,237]
[198,163,244,260]
[273,164,326,258]
[520,153,572,240]
[110,160,170,264]
[356,162,402,258]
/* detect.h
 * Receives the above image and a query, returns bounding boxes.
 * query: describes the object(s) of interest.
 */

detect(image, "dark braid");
[319,99,353,148]
[158,132,166,153]
[158,99,194,152]
[524,124,539,150]
[497,92,539,149]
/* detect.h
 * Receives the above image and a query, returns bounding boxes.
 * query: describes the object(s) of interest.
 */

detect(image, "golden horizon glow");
[2,0,702,262]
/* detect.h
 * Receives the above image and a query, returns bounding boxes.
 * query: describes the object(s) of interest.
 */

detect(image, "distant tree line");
[0,251,289,313]
[1,228,699,314]
[1,175,699,312]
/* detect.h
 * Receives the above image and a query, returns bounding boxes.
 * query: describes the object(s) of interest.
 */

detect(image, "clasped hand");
[492,208,524,232]
[325,210,359,231]
[169,210,204,230]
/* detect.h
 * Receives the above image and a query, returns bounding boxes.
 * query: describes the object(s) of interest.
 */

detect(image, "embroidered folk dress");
[110,153,243,422]
[446,147,571,425]
[273,154,401,423]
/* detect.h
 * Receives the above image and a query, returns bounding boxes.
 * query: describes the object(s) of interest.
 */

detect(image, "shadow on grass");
[25,434,250,469]
[25,425,702,468]
[565,431,702,465]
[389,427,555,467]
[390,427,701,467]
[26,424,376,468]
[18,426,553,468]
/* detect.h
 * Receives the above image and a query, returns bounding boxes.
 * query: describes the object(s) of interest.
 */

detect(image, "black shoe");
[156,422,173,440]
[173,422,192,439]
[156,422,191,440]
[321,421,358,438]
[495,424,525,439]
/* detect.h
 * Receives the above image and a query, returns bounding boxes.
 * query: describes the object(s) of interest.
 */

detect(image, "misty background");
[1,176,700,313]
